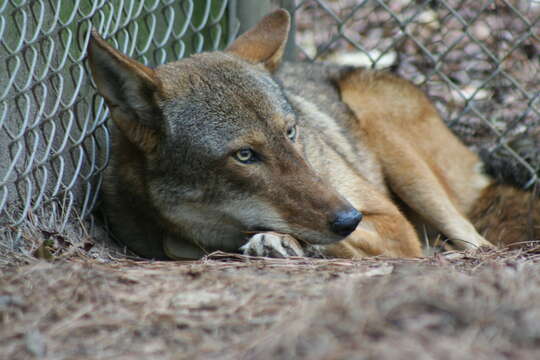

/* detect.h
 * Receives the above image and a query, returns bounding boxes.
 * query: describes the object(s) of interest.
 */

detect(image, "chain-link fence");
[292,0,539,187]
[1,0,539,254]
[0,0,238,253]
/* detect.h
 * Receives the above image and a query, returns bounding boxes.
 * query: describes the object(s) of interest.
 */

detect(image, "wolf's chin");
[248,226,343,246]
[297,233,344,245]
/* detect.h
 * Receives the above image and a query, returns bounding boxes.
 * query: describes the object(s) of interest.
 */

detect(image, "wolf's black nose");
[330,209,362,237]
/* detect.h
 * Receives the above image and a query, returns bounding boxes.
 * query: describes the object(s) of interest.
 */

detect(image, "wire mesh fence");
[0,0,237,250]
[292,0,539,187]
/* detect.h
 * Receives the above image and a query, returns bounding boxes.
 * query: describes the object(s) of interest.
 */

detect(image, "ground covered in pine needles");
[3,246,540,360]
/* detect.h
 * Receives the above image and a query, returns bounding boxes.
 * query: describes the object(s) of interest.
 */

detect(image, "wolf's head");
[88,10,361,258]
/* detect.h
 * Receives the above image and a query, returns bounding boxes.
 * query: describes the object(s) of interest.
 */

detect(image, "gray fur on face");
[151,54,295,198]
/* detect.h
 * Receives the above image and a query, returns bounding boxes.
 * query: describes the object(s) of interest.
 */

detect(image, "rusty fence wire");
[0,0,238,250]
[292,0,539,186]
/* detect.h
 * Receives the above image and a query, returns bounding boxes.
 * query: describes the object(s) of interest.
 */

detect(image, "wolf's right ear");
[226,9,290,72]
[87,30,162,153]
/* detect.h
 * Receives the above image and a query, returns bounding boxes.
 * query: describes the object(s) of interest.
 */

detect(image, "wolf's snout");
[330,208,362,237]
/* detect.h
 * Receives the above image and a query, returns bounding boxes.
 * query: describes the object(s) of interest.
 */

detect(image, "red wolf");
[87,9,538,259]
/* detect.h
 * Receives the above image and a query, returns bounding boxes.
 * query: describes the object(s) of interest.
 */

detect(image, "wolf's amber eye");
[234,149,256,164]
[287,125,297,141]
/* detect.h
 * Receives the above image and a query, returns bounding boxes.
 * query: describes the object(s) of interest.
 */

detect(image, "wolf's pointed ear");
[87,29,162,153]
[226,9,290,72]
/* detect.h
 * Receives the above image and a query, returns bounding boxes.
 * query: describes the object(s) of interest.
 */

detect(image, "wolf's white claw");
[241,232,304,258]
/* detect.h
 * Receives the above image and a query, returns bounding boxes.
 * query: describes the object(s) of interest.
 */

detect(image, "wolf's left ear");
[226,9,290,72]
[87,29,162,153]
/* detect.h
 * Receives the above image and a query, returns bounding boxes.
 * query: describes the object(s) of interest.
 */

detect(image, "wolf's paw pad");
[241,232,304,258]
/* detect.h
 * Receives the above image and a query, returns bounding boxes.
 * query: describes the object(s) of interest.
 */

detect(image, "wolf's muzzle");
[330,208,362,237]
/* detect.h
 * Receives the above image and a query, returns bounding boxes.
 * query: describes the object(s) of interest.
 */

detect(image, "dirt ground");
[3,245,540,360]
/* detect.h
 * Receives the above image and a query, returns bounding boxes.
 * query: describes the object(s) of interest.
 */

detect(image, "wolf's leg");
[377,151,494,250]
[241,232,304,258]
[339,69,494,251]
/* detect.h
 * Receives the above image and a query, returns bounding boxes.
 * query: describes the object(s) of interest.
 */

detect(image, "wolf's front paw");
[241,232,304,258]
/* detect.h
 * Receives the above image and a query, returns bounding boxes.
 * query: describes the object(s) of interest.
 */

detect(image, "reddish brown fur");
[226,9,290,71]
[89,9,537,260]
[469,184,539,247]
[338,69,494,251]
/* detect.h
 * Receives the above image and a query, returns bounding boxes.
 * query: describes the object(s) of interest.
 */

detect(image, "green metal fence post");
[236,0,273,34]
[236,0,296,60]
[276,0,296,61]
